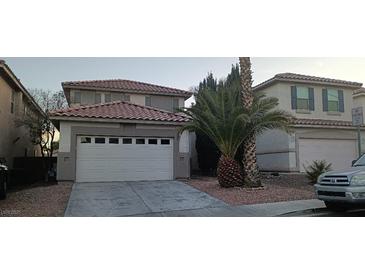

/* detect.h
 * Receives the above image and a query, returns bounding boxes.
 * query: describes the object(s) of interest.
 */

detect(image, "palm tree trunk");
[217,155,243,188]
[239,57,261,187]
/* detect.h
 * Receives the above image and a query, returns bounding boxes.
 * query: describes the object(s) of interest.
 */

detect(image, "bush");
[304,160,332,184]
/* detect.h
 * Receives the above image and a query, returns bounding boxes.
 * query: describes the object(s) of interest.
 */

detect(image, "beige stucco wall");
[259,82,354,121]
[0,77,41,167]
[59,121,120,153]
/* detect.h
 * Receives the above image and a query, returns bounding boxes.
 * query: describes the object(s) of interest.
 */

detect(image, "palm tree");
[239,57,260,187]
[181,87,292,188]
[182,89,246,187]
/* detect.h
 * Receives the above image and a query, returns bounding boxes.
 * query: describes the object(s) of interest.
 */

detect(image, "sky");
[3,57,365,106]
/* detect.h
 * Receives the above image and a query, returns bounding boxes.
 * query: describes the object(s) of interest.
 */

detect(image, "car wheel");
[0,180,7,200]
[325,201,348,212]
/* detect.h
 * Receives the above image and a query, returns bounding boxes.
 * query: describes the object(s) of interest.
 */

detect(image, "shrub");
[304,160,332,184]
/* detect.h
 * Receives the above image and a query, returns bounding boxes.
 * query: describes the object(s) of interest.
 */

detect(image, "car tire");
[0,179,7,200]
[325,201,348,212]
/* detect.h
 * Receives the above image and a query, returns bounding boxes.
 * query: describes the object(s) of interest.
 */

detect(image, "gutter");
[49,115,189,126]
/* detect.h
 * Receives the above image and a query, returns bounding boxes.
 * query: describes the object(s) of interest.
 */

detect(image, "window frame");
[327,89,340,112]
[145,96,152,106]
[95,93,102,104]
[74,91,82,104]
[104,93,112,103]
[172,98,179,112]
[121,94,130,102]
[296,86,310,110]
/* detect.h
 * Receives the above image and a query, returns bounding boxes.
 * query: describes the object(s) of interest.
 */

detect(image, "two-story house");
[254,73,364,172]
[0,60,45,167]
[50,79,193,182]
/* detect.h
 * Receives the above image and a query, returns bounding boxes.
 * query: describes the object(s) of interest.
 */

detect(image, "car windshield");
[354,154,365,166]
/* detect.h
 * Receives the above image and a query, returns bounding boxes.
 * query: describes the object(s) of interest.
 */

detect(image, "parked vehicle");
[0,159,9,200]
[315,154,365,211]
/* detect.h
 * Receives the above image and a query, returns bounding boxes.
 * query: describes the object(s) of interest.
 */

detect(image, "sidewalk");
[131,199,326,217]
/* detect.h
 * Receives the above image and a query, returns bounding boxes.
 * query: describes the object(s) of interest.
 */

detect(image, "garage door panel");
[76,136,174,182]
[299,139,357,172]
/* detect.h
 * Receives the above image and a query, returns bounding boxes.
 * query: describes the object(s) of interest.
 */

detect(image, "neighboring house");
[254,73,365,172]
[0,60,45,167]
[51,79,193,182]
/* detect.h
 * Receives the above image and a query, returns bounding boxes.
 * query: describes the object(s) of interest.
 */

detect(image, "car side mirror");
[352,160,357,166]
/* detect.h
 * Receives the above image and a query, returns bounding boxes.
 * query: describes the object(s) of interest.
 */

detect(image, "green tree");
[194,65,241,174]
[182,88,293,187]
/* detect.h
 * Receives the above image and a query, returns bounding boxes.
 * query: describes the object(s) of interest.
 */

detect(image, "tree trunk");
[242,134,261,187]
[217,155,244,188]
[239,57,261,187]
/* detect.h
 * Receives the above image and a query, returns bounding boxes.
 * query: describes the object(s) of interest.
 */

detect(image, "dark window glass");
[136,138,145,144]
[105,93,111,103]
[122,94,130,102]
[81,137,91,143]
[161,139,170,145]
[74,91,82,104]
[148,139,158,145]
[122,138,132,144]
[173,98,179,112]
[95,137,106,144]
[109,138,119,144]
[296,86,309,110]
[95,93,102,104]
[145,96,152,106]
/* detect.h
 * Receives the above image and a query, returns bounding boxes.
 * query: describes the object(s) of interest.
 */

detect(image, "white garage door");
[76,136,174,182]
[299,138,357,172]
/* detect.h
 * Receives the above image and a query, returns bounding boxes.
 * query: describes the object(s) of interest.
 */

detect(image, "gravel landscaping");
[0,181,73,217]
[185,173,315,206]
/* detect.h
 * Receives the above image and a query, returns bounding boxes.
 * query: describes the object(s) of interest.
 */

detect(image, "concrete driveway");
[64,180,226,217]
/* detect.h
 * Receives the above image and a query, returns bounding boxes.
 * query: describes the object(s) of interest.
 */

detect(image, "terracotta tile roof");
[293,118,356,127]
[50,101,190,123]
[254,72,363,91]
[62,79,193,98]
[353,87,365,95]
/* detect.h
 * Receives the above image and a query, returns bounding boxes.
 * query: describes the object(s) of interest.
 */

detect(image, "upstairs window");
[95,93,102,104]
[172,98,179,112]
[291,86,314,111]
[74,91,82,104]
[104,93,112,103]
[145,96,152,106]
[121,94,130,102]
[322,89,344,112]
[296,87,309,110]
[327,89,339,112]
